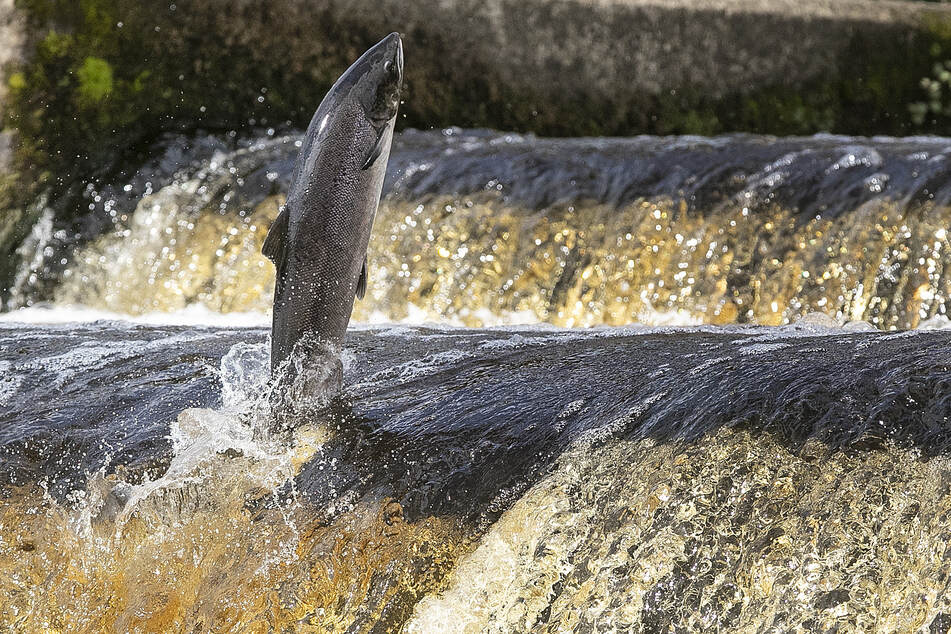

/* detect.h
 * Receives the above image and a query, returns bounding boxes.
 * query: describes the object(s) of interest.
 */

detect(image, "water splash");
[219,341,270,410]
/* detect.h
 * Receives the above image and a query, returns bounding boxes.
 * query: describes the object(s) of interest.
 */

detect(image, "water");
[4,130,951,631]
[1,319,951,631]
[11,129,951,329]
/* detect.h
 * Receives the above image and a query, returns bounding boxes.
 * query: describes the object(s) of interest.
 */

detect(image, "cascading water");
[3,322,951,631]
[11,129,951,329]
[4,129,951,632]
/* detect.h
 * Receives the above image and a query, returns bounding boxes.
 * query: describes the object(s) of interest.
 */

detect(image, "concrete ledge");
[7,0,951,143]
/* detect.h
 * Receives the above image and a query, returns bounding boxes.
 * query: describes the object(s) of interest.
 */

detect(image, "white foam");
[689,356,731,376]
[826,147,884,172]
[0,304,270,327]
[361,302,541,328]
[0,302,944,346]
[573,392,668,449]
[350,349,473,390]
[842,320,877,332]
[23,341,131,387]
[100,406,315,532]
[918,315,951,330]
[479,334,553,350]
[0,360,22,407]
[635,307,705,327]
[740,342,791,356]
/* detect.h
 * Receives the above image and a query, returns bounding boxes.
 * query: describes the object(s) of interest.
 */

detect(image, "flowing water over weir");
[5,130,951,632]
[11,129,951,328]
[2,322,951,631]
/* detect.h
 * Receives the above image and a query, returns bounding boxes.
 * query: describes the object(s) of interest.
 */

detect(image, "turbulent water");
[4,130,951,631]
[2,319,951,632]
[10,129,951,329]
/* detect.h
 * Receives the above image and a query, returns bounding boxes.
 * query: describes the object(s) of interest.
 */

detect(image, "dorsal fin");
[356,256,368,299]
[262,206,290,263]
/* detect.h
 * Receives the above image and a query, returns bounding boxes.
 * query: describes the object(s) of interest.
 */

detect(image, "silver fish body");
[264,33,403,377]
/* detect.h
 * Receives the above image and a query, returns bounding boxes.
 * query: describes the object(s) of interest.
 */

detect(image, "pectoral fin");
[356,257,368,300]
[361,128,387,170]
[263,207,291,297]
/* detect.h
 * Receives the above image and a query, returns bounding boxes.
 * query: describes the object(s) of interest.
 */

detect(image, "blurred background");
[4,0,951,328]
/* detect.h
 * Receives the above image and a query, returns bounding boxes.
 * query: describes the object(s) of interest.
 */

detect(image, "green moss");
[130,70,150,93]
[76,56,112,105]
[907,14,951,126]
[7,0,349,182]
[922,10,951,42]
[7,72,25,93]
[679,109,719,136]
[38,31,72,58]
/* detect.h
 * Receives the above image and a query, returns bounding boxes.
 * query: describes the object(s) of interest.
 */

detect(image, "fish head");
[341,32,404,126]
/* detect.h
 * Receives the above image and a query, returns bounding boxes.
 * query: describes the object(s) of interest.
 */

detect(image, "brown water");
[55,191,951,330]
[7,425,951,633]
[409,429,951,633]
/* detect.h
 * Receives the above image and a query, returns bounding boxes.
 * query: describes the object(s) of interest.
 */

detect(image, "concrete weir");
[3,0,951,139]
[246,0,951,137]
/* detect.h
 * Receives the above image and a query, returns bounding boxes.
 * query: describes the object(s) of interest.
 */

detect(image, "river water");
[3,130,951,632]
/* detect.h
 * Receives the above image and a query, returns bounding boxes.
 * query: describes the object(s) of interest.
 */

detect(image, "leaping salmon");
[263,33,403,393]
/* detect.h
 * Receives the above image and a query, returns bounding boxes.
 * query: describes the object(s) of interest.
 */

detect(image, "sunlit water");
[4,130,951,631]
[11,129,951,329]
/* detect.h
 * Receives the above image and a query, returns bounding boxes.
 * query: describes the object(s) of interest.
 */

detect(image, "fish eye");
[383,60,392,73]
